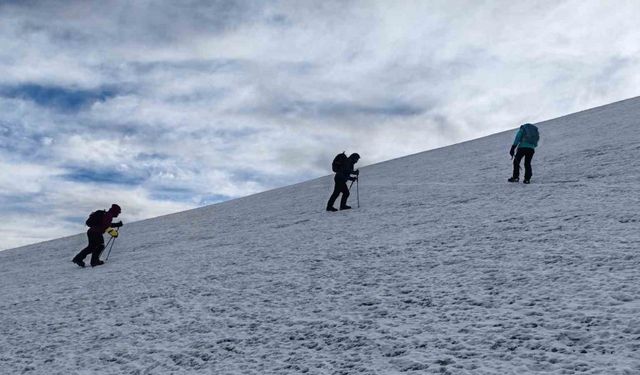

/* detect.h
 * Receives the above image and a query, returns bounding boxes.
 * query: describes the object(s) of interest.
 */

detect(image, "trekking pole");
[356,176,360,208]
[105,236,117,261]
[99,236,114,259]
[105,227,120,261]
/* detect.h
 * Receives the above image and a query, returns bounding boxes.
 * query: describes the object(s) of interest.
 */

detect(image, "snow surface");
[1,97,639,374]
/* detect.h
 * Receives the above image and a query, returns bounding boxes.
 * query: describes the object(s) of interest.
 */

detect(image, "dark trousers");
[327,177,350,208]
[512,148,535,180]
[73,230,105,265]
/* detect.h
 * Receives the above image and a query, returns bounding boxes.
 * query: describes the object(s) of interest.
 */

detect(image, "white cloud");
[0,162,61,195]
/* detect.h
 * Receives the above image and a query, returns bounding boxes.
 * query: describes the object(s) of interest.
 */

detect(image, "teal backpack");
[521,124,539,147]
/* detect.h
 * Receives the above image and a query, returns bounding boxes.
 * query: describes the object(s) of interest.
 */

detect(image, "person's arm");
[97,213,114,233]
[346,163,357,176]
[510,128,523,156]
[513,128,523,146]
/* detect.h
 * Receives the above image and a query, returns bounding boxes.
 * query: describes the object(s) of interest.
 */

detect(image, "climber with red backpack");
[72,204,123,268]
[327,152,360,212]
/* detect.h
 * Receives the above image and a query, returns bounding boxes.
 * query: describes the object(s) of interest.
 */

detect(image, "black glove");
[354,169,360,176]
[349,177,357,181]
[509,145,516,157]
[111,221,123,228]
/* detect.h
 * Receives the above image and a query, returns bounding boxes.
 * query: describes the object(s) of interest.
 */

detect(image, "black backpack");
[332,152,348,173]
[86,210,106,227]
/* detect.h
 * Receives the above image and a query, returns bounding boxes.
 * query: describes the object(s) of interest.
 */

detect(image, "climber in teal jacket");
[508,123,539,184]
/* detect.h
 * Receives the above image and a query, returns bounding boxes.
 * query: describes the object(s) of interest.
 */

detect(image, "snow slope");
[1,97,639,374]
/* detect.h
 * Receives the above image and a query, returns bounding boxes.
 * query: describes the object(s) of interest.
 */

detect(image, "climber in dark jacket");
[327,153,360,211]
[72,204,123,268]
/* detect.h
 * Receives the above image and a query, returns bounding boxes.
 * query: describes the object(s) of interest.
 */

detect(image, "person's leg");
[339,181,351,209]
[512,148,525,179]
[524,148,535,181]
[327,178,342,209]
[89,232,105,266]
[73,230,93,263]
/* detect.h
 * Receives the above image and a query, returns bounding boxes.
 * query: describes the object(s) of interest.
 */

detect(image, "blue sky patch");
[1,84,117,112]
[62,167,147,186]
[265,99,425,118]
[0,194,43,213]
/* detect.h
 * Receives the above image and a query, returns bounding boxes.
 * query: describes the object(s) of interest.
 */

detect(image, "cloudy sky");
[1,0,638,250]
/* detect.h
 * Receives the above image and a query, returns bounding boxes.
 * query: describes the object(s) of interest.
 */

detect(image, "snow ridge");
[1,97,639,374]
